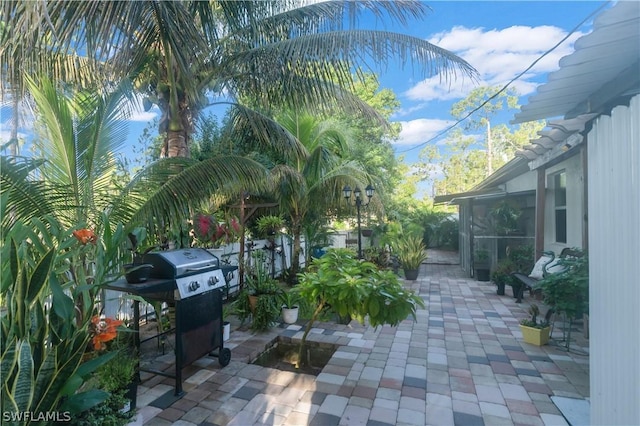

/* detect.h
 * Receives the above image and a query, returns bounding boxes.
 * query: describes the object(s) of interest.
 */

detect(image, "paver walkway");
[130,250,589,426]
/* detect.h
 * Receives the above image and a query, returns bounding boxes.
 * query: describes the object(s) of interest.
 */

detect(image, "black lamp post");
[343,184,375,258]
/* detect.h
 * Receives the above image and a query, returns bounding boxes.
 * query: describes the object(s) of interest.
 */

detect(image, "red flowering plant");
[192,213,241,248]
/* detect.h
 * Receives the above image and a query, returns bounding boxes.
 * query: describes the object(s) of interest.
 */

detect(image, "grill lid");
[144,248,220,278]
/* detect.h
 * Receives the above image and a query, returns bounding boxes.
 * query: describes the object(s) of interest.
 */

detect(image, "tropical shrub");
[295,249,424,366]
[538,252,589,319]
[491,258,517,286]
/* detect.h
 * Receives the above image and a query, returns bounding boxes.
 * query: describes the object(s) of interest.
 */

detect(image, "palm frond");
[114,156,270,235]
[226,105,308,161]
[0,157,68,231]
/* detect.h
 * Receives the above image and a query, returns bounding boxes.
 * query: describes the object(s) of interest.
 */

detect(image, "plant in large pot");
[280,288,301,324]
[519,304,551,346]
[491,258,516,295]
[474,248,491,281]
[256,215,285,239]
[237,251,284,331]
[490,200,522,235]
[393,235,428,280]
[256,215,285,278]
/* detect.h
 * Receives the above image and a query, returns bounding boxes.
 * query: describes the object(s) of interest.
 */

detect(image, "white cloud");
[395,118,454,146]
[0,130,28,141]
[128,107,159,123]
[406,25,586,102]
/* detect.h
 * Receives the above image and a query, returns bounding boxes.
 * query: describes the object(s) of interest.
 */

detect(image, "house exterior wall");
[505,169,536,193]
[542,153,585,253]
[588,95,640,425]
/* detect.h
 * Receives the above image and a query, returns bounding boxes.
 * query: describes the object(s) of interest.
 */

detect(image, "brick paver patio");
[129,250,589,426]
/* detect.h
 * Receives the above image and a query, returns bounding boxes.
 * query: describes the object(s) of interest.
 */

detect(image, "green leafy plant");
[256,215,285,238]
[520,304,550,329]
[95,348,137,393]
[295,249,424,367]
[252,294,282,331]
[474,248,490,264]
[281,288,301,309]
[362,247,393,270]
[69,345,138,426]
[538,251,589,320]
[1,215,125,419]
[491,258,517,286]
[393,235,428,270]
[490,200,522,235]
[507,245,535,274]
[238,251,284,331]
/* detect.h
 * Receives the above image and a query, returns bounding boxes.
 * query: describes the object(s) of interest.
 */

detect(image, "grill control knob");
[188,281,200,292]
[207,276,219,286]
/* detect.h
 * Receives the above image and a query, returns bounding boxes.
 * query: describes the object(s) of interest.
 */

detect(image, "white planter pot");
[281,306,299,324]
[223,321,230,341]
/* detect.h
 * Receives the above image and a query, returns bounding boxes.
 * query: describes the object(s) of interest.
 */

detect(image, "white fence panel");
[587,94,640,425]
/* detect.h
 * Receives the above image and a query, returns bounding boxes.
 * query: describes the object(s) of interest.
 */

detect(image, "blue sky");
[383,1,604,150]
[2,1,607,194]
[124,1,605,185]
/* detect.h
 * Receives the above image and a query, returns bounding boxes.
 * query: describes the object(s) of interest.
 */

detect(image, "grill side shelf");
[104,277,175,296]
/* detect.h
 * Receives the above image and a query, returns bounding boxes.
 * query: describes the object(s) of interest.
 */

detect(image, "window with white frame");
[553,171,567,243]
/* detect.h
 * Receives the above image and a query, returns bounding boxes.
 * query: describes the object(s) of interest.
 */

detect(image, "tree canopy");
[419,86,545,195]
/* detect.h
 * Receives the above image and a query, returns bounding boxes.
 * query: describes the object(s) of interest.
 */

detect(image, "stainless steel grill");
[107,248,232,395]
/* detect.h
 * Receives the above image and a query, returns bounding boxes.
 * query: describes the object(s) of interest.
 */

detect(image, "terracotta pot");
[248,295,258,313]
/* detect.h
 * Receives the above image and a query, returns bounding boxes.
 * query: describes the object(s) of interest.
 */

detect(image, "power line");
[396,1,611,154]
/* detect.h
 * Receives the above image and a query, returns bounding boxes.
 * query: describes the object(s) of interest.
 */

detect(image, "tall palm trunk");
[290,220,303,284]
[162,130,189,158]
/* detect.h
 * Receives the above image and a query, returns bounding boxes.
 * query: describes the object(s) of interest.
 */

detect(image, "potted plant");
[256,215,285,238]
[474,248,491,281]
[222,304,233,341]
[519,303,551,346]
[393,235,428,280]
[281,289,301,324]
[71,322,138,425]
[124,227,154,283]
[491,258,516,295]
[490,200,522,235]
[238,251,284,331]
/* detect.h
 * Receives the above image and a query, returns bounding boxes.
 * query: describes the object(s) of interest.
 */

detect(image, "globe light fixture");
[343,184,375,258]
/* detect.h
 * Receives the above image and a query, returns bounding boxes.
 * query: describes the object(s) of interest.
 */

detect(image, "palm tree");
[268,110,370,281]
[3,1,477,160]
[1,75,268,240]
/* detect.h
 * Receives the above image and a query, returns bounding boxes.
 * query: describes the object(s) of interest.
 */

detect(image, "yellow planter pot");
[519,324,550,346]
